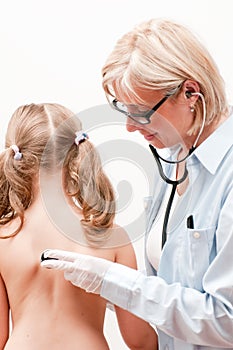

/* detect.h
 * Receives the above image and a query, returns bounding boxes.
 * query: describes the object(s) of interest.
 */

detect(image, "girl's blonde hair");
[102,18,229,135]
[0,103,115,244]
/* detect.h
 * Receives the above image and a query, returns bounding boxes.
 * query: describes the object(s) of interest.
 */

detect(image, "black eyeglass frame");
[112,85,181,125]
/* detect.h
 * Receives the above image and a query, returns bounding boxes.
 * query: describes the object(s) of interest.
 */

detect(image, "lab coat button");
[193,231,200,239]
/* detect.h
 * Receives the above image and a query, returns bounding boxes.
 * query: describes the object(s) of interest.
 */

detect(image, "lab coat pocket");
[187,226,216,291]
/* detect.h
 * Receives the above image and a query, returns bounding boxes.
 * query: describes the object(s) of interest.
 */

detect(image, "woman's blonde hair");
[0,103,115,243]
[102,18,229,135]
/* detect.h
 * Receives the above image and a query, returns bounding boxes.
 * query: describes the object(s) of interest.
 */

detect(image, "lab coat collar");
[192,108,233,175]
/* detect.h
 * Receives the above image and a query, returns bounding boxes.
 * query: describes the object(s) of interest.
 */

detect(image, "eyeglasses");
[112,86,180,125]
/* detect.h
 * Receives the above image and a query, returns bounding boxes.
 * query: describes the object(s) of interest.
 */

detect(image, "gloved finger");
[64,269,86,283]
[41,249,82,262]
[41,259,75,272]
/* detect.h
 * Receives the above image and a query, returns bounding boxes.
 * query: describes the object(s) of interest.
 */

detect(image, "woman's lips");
[144,133,157,141]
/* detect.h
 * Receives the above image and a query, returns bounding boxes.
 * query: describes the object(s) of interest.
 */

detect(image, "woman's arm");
[0,273,10,349]
[100,189,233,347]
[114,229,158,350]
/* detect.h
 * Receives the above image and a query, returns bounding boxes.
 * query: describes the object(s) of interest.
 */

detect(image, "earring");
[190,105,195,113]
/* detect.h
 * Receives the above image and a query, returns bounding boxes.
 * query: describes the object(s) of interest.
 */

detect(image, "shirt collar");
[192,108,233,175]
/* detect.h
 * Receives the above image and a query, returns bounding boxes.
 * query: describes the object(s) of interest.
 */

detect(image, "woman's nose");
[126,117,141,132]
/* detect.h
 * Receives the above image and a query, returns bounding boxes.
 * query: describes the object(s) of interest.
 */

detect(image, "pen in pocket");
[187,215,194,229]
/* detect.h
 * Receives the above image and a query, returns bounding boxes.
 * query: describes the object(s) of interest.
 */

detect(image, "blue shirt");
[101,110,233,349]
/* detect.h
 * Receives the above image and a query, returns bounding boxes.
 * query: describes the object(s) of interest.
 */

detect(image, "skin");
[0,178,157,350]
[118,80,227,195]
[121,80,221,150]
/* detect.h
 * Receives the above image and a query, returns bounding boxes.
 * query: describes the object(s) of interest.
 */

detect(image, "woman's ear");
[182,80,200,102]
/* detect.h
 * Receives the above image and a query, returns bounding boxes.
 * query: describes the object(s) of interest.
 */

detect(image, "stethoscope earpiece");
[185,91,193,98]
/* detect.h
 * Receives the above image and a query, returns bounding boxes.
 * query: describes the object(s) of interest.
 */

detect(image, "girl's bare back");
[0,198,121,350]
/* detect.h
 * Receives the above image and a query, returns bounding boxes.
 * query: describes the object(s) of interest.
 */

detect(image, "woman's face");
[116,86,196,150]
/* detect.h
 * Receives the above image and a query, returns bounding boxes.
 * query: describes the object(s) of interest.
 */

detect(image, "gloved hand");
[40,249,112,294]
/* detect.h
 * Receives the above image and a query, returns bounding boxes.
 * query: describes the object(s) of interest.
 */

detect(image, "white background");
[1,1,233,349]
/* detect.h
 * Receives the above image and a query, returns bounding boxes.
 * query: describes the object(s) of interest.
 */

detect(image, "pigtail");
[64,140,115,245]
[0,147,38,238]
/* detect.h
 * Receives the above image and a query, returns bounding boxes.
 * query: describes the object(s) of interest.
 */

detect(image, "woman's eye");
[127,105,149,114]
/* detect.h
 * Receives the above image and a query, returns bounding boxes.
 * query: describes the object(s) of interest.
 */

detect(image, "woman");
[41,19,233,349]
[0,103,157,349]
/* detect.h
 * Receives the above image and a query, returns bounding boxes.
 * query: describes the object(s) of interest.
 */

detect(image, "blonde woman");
[43,19,233,349]
[0,103,157,349]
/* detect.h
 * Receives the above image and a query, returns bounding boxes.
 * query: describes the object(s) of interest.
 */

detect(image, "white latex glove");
[40,249,112,294]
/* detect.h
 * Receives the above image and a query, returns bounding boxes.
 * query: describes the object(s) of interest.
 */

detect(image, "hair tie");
[10,145,23,160]
[75,131,89,145]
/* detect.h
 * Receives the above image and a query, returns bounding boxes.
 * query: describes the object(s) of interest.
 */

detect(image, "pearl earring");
[190,105,195,112]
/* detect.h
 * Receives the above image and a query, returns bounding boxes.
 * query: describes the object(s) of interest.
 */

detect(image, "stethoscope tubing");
[149,144,190,249]
[148,91,206,248]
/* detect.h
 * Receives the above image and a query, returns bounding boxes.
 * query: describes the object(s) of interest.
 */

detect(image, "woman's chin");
[146,137,167,149]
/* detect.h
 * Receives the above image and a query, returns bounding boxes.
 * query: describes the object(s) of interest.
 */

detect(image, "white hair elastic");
[75,131,89,145]
[10,145,23,160]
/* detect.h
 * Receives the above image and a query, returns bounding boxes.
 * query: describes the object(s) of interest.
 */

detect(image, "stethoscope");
[149,91,206,248]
